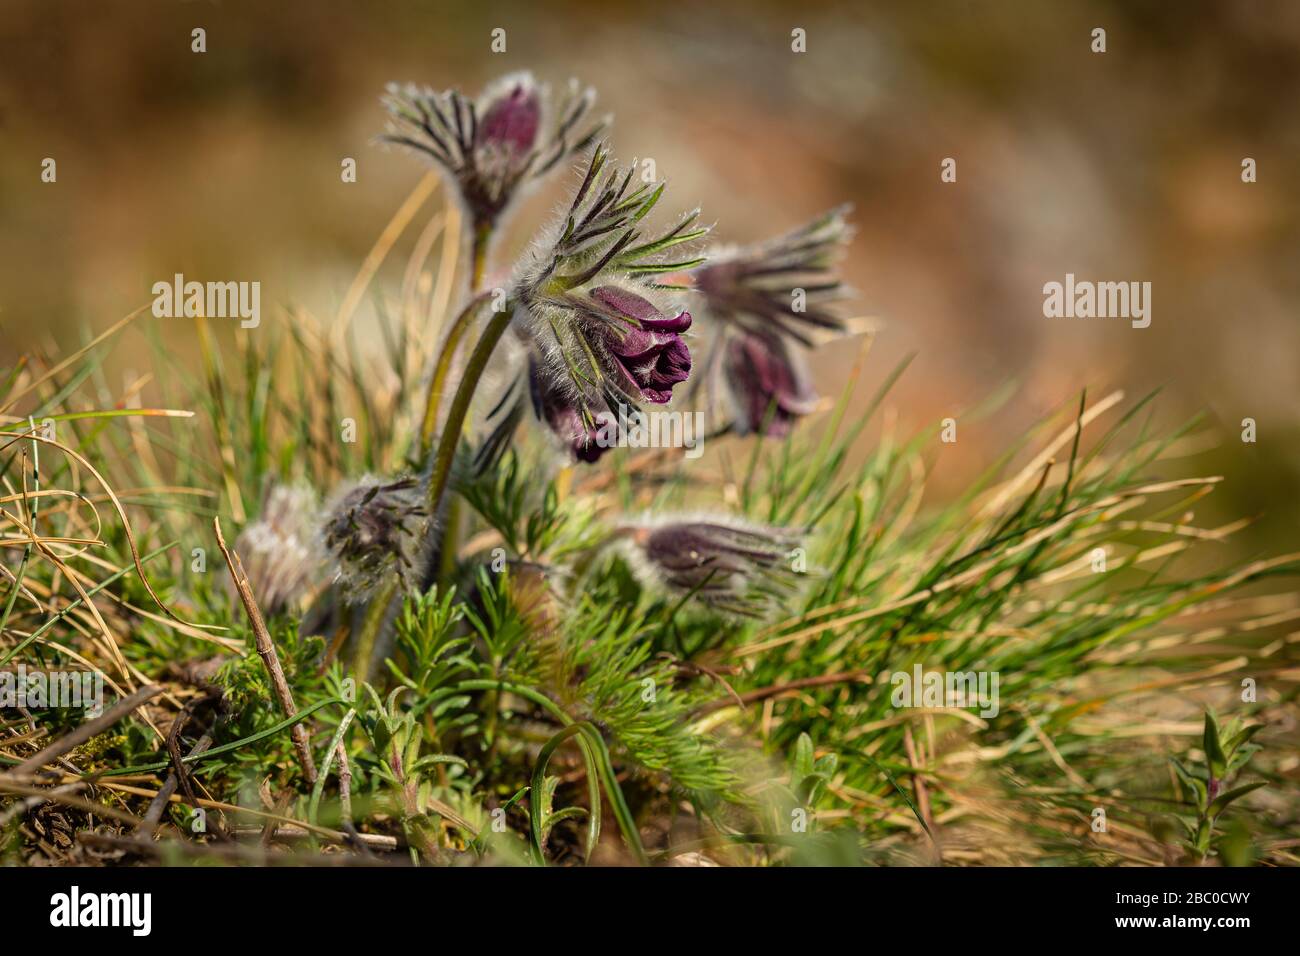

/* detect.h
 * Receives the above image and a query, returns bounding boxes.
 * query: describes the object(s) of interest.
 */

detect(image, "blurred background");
[2,0,1297,552]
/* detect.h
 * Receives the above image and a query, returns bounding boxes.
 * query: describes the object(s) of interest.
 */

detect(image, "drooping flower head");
[624,517,806,617]
[322,476,430,599]
[233,483,321,616]
[512,145,707,459]
[723,330,819,437]
[381,72,606,227]
[690,206,853,436]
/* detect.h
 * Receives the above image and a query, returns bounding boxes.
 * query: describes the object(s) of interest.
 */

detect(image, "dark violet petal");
[591,285,661,322]
[603,327,655,360]
[588,302,693,405]
[639,309,692,334]
[726,332,817,434]
[529,356,612,463]
[478,83,541,154]
[649,336,692,386]
[573,434,610,462]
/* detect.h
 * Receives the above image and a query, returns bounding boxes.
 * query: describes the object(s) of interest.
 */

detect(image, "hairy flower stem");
[426,305,514,516]
[353,226,494,682]
[417,222,493,454]
[351,578,394,681]
[352,302,512,682]
[417,293,490,456]
[433,222,491,587]
[470,220,491,291]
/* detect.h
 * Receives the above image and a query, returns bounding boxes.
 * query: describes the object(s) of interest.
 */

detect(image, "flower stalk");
[426,305,516,517]
[418,292,492,456]
[353,304,514,680]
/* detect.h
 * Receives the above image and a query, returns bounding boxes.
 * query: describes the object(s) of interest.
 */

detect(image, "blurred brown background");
[1,0,1297,550]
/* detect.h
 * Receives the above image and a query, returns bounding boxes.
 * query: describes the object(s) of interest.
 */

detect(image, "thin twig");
[164,694,217,818]
[213,517,317,784]
[336,743,353,826]
[144,691,224,839]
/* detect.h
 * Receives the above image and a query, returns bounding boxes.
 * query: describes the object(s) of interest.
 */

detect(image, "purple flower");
[476,81,541,155]
[382,73,605,227]
[687,206,852,438]
[629,519,805,617]
[588,286,692,405]
[528,356,609,462]
[724,331,818,436]
[520,286,691,462]
[507,147,705,460]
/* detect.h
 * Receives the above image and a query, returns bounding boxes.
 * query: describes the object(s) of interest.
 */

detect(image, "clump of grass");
[2,72,1298,868]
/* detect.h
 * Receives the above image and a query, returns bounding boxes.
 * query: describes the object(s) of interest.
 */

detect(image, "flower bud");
[322,476,430,598]
[477,79,541,156]
[691,205,851,346]
[382,72,605,228]
[628,518,804,616]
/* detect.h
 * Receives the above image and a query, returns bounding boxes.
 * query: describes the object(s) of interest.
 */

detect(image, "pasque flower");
[626,518,805,617]
[510,145,707,457]
[382,72,605,227]
[586,285,693,404]
[522,285,692,460]
[322,476,430,598]
[723,330,819,436]
[690,206,852,436]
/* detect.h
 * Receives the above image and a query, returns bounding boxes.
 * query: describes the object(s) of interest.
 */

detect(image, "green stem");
[353,298,510,683]
[351,224,493,695]
[574,733,603,862]
[436,497,462,588]
[469,220,491,291]
[424,306,513,519]
[308,708,356,825]
[429,222,492,589]
[351,577,396,682]
[417,295,489,457]
[530,723,589,865]
[416,220,493,457]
